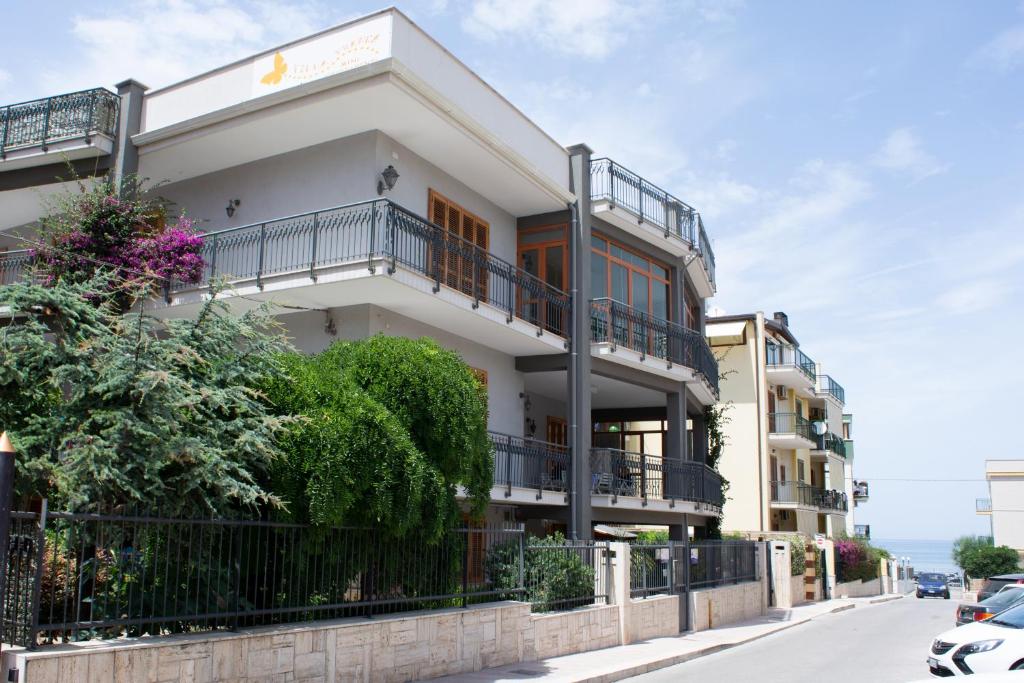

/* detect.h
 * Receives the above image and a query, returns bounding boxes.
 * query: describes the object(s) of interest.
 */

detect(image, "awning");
[706,320,747,344]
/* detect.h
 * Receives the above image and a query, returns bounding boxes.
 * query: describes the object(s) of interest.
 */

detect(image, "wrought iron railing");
[765,342,816,382]
[589,158,715,287]
[769,480,847,512]
[0,250,32,286]
[0,88,119,158]
[629,539,760,598]
[689,540,759,589]
[854,524,871,539]
[816,374,845,404]
[589,298,719,395]
[977,498,992,513]
[767,412,815,442]
[589,448,724,507]
[488,431,569,497]
[815,432,847,458]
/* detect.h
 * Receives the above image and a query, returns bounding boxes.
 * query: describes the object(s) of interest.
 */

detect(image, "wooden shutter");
[428,190,489,301]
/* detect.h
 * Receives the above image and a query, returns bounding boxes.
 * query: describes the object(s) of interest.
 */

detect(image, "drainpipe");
[567,199,580,540]
[754,313,767,531]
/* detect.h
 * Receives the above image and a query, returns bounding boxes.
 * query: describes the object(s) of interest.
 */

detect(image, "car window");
[983,589,1024,610]
[988,602,1024,628]
[919,573,945,583]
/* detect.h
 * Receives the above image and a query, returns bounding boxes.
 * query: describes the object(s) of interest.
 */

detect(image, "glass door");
[518,226,567,333]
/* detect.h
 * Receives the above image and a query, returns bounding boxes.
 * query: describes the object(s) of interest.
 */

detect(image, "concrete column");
[111,79,148,192]
[666,387,688,498]
[691,410,709,464]
[567,144,593,540]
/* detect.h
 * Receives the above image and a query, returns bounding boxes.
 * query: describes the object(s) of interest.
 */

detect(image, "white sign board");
[814,534,826,550]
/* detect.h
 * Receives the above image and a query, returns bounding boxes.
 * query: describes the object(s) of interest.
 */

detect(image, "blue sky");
[3,1,1023,541]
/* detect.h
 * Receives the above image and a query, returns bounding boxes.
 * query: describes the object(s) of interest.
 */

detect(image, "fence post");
[309,212,319,281]
[27,498,47,650]
[0,432,15,632]
[256,223,267,290]
[462,530,469,609]
[518,530,525,601]
[683,535,692,632]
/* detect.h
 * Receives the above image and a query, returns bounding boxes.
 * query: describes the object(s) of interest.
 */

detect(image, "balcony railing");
[815,432,847,458]
[854,524,870,539]
[766,342,816,382]
[816,374,845,404]
[770,481,848,512]
[1,199,572,338]
[1,88,119,158]
[590,448,724,507]
[489,431,569,498]
[590,298,719,396]
[976,498,992,513]
[768,412,814,442]
[853,481,869,501]
[589,158,715,287]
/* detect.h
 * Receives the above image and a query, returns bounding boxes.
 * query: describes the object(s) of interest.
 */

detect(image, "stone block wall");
[626,595,680,643]
[835,578,882,598]
[530,604,620,660]
[689,580,767,632]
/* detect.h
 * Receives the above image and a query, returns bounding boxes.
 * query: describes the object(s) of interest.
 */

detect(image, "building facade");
[706,311,853,538]
[0,8,723,540]
[978,460,1024,560]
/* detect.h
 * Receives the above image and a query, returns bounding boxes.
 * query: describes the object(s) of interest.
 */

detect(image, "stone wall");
[3,601,625,683]
[689,580,767,632]
[627,595,680,643]
[791,574,809,605]
[835,578,882,598]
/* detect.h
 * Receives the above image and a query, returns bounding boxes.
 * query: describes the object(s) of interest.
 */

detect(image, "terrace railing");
[816,432,847,458]
[590,158,715,288]
[590,298,719,395]
[767,412,815,442]
[770,481,847,512]
[812,488,849,512]
[589,448,724,507]
[0,250,32,286]
[854,524,871,539]
[976,498,992,513]
[1,88,119,158]
[816,374,846,404]
[765,342,816,382]
[488,431,570,498]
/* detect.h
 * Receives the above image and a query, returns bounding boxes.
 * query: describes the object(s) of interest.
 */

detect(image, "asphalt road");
[627,592,965,683]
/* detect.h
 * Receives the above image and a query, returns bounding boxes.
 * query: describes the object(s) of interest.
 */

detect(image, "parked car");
[919,572,951,599]
[958,586,1024,626]
[928,601,1024,676]
[979,575,1024,602]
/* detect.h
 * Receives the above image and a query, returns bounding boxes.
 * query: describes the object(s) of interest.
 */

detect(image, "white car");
[928,601,1024,676]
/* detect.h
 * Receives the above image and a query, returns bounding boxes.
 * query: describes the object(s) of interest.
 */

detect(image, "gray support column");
[691,410,709,465]
[111,79,148,192]
[670,264,684,327]
[567,144,594,540]
[666,386,688,499]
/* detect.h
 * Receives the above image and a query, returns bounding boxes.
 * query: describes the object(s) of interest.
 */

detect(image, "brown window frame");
[590,232,672,320]
[428,189,490,300]
[517,223,569,334]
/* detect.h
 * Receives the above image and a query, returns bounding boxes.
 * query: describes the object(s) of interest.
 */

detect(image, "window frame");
[590,232,672,320]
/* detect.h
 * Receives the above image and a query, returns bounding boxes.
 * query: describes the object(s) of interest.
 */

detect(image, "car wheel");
[944,592,950,599]
[916,592,922,598]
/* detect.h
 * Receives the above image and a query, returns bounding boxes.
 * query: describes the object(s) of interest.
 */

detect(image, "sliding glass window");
[591,234,670,319]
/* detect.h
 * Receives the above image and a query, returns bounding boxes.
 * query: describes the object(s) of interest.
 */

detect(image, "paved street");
[627,593,963,683]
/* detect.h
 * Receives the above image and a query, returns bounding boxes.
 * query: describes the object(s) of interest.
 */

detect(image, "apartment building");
[706,311,851,538]
[977,461,1024,561]
[0,8,722,541]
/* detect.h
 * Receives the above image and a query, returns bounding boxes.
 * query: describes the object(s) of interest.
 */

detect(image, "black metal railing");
[1,88,119,158]
[629,539,760,597]
[816,374,845,404]
[1,505,530,648]
[0,250,32,286]
[767,412,814,442]
[589,298,719,395]
[689,540,759,589]
[765,343,816,382]
[488,431,569,497]
[589,448,724,507]
[815,432,847,458]
[769,481,847,512]
[629,543,672,598]
[589,158,715,287]
[854,524,871,539]
[523,541,611,612]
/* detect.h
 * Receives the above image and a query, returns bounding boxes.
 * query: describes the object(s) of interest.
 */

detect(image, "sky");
[2,0,1022,541]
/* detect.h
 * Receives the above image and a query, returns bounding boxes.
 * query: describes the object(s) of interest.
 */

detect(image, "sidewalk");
[439,594,904,683]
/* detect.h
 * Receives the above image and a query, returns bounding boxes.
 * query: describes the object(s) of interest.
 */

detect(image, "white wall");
[988,462,1024,552]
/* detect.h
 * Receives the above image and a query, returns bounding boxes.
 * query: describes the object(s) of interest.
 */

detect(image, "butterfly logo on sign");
[260,52,287,86]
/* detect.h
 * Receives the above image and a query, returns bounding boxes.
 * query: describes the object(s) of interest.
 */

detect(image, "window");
[590,234,670,320]
[684,287,701,330]
[429,190,490,298]
[517,224,568,333]
[797,460,805,483]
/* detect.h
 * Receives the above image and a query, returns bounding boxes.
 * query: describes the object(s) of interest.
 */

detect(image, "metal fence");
[589,298,719,396]
[770,480,848,512]
[816,374,845,404]
[1,88,119,157]
[816,432,847,458]
[765,342,816,381]
[523,541,611,612]
[767,412,814,441]
[629,540,761,598]
[589,448,725,507]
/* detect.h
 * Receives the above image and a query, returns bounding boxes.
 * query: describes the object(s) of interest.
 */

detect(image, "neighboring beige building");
[978,460,1024,560]
[707,312,853,538]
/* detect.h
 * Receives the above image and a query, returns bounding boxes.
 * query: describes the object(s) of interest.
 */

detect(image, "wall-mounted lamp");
[519,392,532,412]
[525,418,537,437]
[377,165,400,195]
[225,199,241,218]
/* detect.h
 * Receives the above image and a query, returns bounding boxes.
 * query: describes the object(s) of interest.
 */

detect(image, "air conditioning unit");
[775,385,787,400]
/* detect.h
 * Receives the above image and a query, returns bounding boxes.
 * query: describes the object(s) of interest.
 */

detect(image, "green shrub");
[962,545,1021,579]
[486,533,596,612]
[789,536,808,576]
[953,535,993,572]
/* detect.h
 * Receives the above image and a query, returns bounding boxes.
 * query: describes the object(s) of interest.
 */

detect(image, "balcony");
[489,432,570,506]
[1,199,571,356]
[1,88,119,171]
[811,432,847,461]
[767,412,816,450]
[853,480,869,502]
[976,498,992,515]
[590,448,724,511]
[815,374,845,405]
[766,343,816,393]
[589,158,715,296]
[770,480,848,513]
[854,524,871,539]
[590,298,719,402]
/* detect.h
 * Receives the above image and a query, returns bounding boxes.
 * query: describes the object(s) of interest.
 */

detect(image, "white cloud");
[935,279,1013,315]
[43,0,337,95]
[460,0,660,60]
[871,128,950,181]
[0,69,10,88]
[971,24,1024,72]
